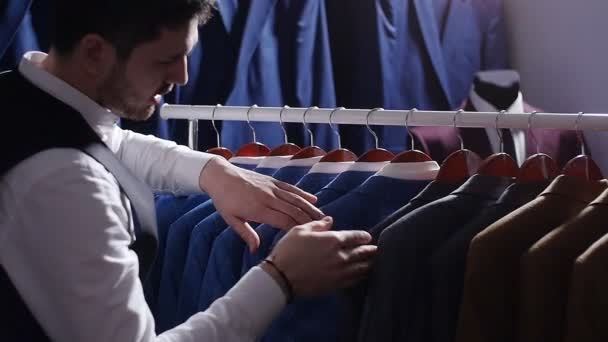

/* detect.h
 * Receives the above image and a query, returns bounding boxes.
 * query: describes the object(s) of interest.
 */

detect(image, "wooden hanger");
[517,111,559,183]
[291,106,327,160]
[477,110,520,177]
[269,105,302,156]
[318,107,358,162]
[436,109,482,183]
[391,108,434,163]
[356,108,395,162]
[204,104,234,160]
[235,104,271,157]
[561,112,603,180]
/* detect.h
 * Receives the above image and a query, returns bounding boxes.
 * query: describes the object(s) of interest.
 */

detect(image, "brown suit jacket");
[564,233,608,342]
[518,187,608,342]
[455,175,608,342]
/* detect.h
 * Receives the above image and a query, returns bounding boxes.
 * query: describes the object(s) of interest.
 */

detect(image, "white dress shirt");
[0,52,286,342]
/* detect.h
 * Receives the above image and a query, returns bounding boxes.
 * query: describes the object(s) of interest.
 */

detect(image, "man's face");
[98,18,199,121]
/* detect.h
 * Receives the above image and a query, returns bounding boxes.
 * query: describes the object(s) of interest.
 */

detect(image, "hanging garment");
[265,162,438,342]
[269,162,391,249]
[456,175,608,342]
[429,180,550,342]
[239,162,355,282]
[563,233,608,342]
[221,0,337,151]
[358,174,513,342]
[326,0,508,155]
[368,180,465,243]
[177,158,332,322]
[186,158,324,323]
[518,187,608,342]
[0,0,37,70]
[155,155,291,331]
[0,70,157,341]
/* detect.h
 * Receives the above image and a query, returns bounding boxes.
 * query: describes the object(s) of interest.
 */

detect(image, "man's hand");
[199,157,325,252]
[266,217,377,297]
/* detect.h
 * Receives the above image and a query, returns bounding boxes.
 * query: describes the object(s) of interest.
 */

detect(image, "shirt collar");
[18,51,120,134]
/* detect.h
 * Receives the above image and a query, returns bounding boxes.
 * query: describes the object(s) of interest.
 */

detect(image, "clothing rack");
[160,104,608,148]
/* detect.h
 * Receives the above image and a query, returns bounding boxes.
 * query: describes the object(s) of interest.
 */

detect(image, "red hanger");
[476,110,519,177]
[357,108,395,162]
[269,106,302,156]
[205,104,234,160]
[319,107,358,162]
[236,104,271,157]
[561,112,603,180]
[516,111,559,183]
[391,108,434,163]
[436,110,482,183]
[291,106,327,160]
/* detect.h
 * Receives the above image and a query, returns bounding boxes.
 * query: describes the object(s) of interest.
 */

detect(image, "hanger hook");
[495,110,506,153]
[406,108,417,151]
[575,111,586,156]
[279,105,290,145]
[366,108,383,149]
[329,107,345,149]
[528,111,540,155]
[211,104,222,148]
[303,106,318,147]
[453,109,465,150]
[246,104,258,143]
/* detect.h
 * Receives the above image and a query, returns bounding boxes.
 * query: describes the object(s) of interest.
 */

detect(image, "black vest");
[0,70,158,341]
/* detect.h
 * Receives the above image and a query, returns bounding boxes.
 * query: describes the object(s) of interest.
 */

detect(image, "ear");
[75,34,117,78]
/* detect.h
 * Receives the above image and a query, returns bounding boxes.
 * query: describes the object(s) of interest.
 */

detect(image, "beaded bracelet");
[263,258,294,303]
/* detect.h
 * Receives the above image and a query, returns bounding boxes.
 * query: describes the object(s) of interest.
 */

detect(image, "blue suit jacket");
[155,161,273,330]
[264,176,430,342]
[240,171,342,278]
[0,0,38,70]
[220,0,337,151]
[177,164,314,322]
[327,0,508,155]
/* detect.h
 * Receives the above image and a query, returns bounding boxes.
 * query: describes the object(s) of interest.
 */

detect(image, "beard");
[97,63,156,122]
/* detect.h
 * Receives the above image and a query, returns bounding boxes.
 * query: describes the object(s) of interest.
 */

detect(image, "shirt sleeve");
[0,151,285,342]
[109,125,219,195]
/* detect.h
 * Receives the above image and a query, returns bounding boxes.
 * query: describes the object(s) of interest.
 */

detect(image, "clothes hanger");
[390,108,434,163]
[356,108,395,162]
[204,104,234,160]
[561,112,603,180]
[268,105,302,156]
[235,104,272,157]
[516,111,559,183]
[290,106,327,160]
[435,109,482,183]
[318,107,358,162]
[476,110,520,177]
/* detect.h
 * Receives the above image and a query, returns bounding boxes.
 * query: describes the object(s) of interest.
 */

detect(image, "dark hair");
[52,0,215,59]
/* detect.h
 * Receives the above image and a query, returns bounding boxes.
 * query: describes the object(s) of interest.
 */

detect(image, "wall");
[504,0,608,172]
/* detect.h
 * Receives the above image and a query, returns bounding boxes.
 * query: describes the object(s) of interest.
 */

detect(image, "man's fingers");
[303,216,334,232]
[273,189,324,223]
[224,215,260,253]
[275,180,318,205]
[340,260,374,282]
[334,230,373,248]
[344,245,378,263]
[254,207,298,231]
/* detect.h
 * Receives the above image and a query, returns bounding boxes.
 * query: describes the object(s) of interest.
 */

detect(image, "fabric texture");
[456,175,608,342]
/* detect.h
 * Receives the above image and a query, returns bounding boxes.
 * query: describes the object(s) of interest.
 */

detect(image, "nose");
[167,55,188,86]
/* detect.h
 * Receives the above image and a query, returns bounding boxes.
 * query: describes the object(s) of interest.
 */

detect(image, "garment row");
[146,153,607,342]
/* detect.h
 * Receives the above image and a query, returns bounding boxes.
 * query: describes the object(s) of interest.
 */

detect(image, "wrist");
[260,259,294,303]
[198,156,230,194]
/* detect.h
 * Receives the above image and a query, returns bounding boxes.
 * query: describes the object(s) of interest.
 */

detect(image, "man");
[0,0,376,341]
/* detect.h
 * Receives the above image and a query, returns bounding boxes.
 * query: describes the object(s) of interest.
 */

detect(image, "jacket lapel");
[412,0,454,108]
